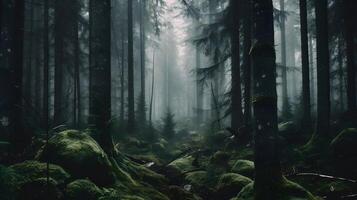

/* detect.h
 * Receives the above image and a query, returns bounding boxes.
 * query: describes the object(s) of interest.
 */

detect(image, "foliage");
[161,110,176,140]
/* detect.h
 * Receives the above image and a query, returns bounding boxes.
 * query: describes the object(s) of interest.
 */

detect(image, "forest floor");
[1,112,357,200]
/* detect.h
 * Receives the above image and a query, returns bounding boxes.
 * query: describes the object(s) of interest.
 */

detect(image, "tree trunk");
[280,0,290,120]
[230,0,243,131]
[196,46,203,124]
[43,0,49,129]
[299,0,311,129]
[338,38,345,112]
[343,0,356,111]
[243,0,252,126]
[127,0,135,133]
[251,0,282,198]
[120,31,125,125]
[89,0,113,155]
[315,0,330,136]
[11,0,26,150]
[139,0,147,124]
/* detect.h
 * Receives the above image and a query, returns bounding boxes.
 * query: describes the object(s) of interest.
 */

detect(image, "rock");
[185,171,208,188]
[331,128,357,158]
[37,130,116,186]
[169,155,196,173]
[10,160,70,185]
[235,178,316,200]
[65,179,103,200]
[166,185,202,200]
[278,121,299,142]
[210,151,230,170]
[215,173,252,200]
[231,160,255,178]
[330,128,357,177]
[18,178,63,200]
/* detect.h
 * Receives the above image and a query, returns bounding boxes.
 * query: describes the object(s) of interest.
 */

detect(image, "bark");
[251,0,282,198]
[139,0,147,123]
[43,0,49,128]
[338,38,345,112]
[89,0,113,155]
[280,0,290,119]
[343,0,356,111]
[315,0,330,136]
[299,0,311,128]
[243,0,252,126]
[196,46,203,124]
[127,0,135,133]
[230,0,243,131]
[12,0,26,150]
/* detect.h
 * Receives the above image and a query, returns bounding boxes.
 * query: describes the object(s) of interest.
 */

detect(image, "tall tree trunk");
[89,0,113,155]
[149,50,155,124]
[26,0,34,110]
[74,12,80,128]
[309,35,315,114]
[280,0,290,119]
[243,0,252,126]
[343,0,356,111]
[230,0,243,131]
[120,31,125,125]
[43,0,49,128]
[139,0,147,124]
[127,0,135,133]
[314,0,330,137]
[299,0,311,129]
[251,0,282,198]
[196,46,203,124]
[338,38,345,112]
[54,0,77,126]
[12,0,26,150]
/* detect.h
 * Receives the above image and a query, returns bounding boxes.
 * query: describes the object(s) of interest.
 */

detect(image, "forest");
[0,0,356,199]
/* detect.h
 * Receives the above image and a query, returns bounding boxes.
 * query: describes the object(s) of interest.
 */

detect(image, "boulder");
[234,178,316,200]
[169,155,196,173]
[37,130,116,186]
[231,160,255,179]
[10,160,70,185]
[65,179,103,200]
[215,173,252,200]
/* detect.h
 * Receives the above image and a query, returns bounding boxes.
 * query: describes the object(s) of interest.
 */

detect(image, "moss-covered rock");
[331,128,357,158]
[18,178,63,200]
[231,160,255,178]
[185,171,208,188]
[9,160,70,185]
[235,178,316,200]
[210,151,230,168]
[65,179,103,200]
[165,185,202,200]
[215,173,252,200]
[0,165,22,200]
[37,130,116,186]
[169,155,196,173]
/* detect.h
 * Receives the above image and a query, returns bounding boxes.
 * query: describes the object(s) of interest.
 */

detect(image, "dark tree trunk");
[280,0,290,119]
[127,0,135,133]
[299,0,311,129]
[196,46,203,124]
[243,0,252,126]
[73,3,80,128]
[25,0,34,110]
[120,31,125,125]
[309,35,315,113]
[230,0,243,131]
[314,0,330,136]
[43,0,49,129]
[343,0,356,111]
[54,0,77,126]
[11,0,26,150]
[89,0,113,155]
[338,38,345,112]
[251,0,282,198]
[139,0,147,124]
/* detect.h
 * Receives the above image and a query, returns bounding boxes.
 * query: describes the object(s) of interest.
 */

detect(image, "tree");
[138,0,147,125]
[229,0,243,131]
[89,0,113,155]
[251,0,282,198]
[343,0,356,111]
[314,0,330,137]
[242,0,252,127]
[127,0,135,133]
[11,0,26,150]
[299,0,311,129]
[279,0,290,120]
[54,0,78,126]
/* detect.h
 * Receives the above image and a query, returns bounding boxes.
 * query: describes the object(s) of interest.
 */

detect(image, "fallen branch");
[288,172,357,183]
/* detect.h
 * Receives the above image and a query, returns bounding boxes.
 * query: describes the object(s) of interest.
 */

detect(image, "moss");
[185,171,208,187]
[166,185,202,200]
[0,165,22,200]
[18,178,63,200]
[215,173,252,200]
[210,151,230,168]
[169,155,196,173]
[231,160,255,178]
[10,160,70,185]
[65,179,103,200]
[330,128,357,158]
[235,178,316,200]
[37,130,116,186]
